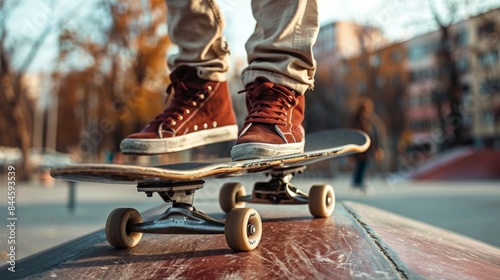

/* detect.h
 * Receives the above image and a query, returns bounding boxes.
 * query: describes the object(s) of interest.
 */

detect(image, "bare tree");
[0,0,49,179]
[428,0,468,147]
[0,0,93,179]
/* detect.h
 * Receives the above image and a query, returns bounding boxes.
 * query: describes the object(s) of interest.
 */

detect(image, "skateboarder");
[351,98,384,194]
[120,0,319,161]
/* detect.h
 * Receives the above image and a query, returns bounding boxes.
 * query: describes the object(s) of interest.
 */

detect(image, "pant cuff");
[241,69,311,94]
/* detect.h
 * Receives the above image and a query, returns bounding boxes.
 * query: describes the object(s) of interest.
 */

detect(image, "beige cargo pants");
[166,0,319,93]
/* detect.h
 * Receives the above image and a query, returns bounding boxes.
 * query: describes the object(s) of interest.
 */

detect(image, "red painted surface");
[409,149,500,180]
[3,202,499,279]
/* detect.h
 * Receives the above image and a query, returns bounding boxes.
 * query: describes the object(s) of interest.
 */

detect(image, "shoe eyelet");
[185,109,191,114]
[207,85,213,92]
[213,121,217,128]
[199,94,205,100]
[203,123,208,129]
[192,101,197,106]
[193,125,198,131]
[178,115,184,120]
[171,120,177,125]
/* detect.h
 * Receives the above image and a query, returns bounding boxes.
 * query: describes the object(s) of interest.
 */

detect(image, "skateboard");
[50,129,370,252]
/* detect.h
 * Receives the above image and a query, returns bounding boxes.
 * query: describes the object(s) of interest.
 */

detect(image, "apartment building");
[314,8,500,155]
[405,8,500,147]
[404,21,469,145]
[315,21,388,81]
[467,9,500,145]
[312,21,387,129]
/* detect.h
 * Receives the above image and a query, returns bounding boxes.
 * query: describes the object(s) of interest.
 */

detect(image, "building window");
[456,57,469,73]
[463,112,472,128]
[409,95,422,107]
[409,41,440,60]
[423,94,432,105]
[375,76,385,89]
[410,68,436,82]
[410,71,418,82]
[463,94,474,112]
[432,118,440,128]
[409,119,433,131]
[480,83,490,95]
[491,79,500,92]
[392,74,401,85]
[483,112,494,125]
[409,94,433,107]
[408,45,425,60]
[480,79,500,94]
[477,21,495,37]
[358,60,367,70]
[455,30,469,46]
[478,49,499,67]
[391,50,402,63]
[370,55,381,68]
[341,62,350,75]
[357,81,367,92]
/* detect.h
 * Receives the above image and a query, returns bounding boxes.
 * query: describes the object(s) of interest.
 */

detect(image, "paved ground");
[0,173,499,261]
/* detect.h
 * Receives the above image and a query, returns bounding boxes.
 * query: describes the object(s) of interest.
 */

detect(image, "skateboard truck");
[137,180,205,206]
[103,180,263,252]
[252,166,308,204]
[220,166,336,218]
[134,181,224,234]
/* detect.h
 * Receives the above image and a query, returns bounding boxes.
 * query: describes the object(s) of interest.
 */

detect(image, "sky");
[221,0,390,57]
[222,0,500,57]
[6,0,500,72]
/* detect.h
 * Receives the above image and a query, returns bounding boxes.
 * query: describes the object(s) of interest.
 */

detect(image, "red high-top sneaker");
[121,66,238,154]
[231,77,305,161]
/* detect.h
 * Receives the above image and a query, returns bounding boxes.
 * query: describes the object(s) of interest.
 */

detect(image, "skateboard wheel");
[105,208,143,249]
[219,182,246,213]
[225,208,262,251]
[308,184,335,218]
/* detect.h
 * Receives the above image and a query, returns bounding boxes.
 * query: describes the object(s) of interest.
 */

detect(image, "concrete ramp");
[2,202,499,279]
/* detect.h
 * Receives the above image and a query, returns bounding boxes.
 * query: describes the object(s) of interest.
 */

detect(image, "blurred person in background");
[351,98,384,194]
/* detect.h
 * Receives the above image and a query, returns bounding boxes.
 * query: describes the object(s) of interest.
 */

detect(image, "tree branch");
[428,0,445,28]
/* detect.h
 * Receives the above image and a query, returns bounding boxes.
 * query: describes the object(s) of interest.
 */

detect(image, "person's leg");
[352,159,367,187]
[166,0,230,81]
[231,0,319,160]
[242,0,318,92]
[121,0,237,154]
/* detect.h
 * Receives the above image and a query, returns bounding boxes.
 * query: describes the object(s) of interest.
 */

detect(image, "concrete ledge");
[343,201,500,278]
[2,202,499,279]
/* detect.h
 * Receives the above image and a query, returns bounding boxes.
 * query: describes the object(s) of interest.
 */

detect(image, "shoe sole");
[120,125,239,154]
[230,141,305,161]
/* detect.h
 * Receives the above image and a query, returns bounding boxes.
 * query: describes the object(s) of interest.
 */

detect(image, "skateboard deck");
[51,129,369,183]
[50,129,369,252]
